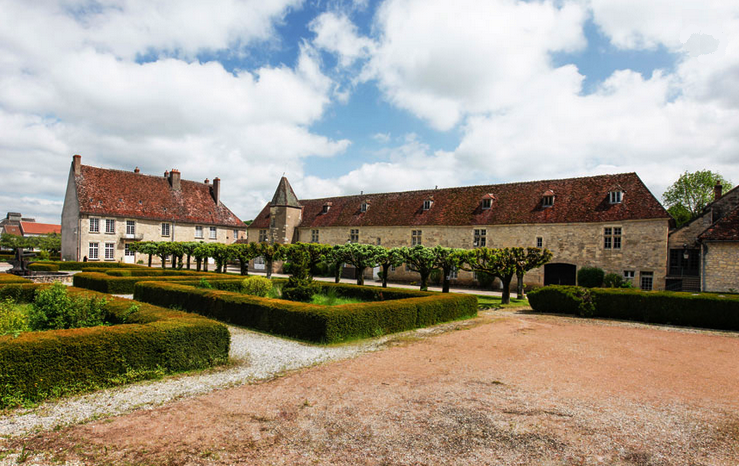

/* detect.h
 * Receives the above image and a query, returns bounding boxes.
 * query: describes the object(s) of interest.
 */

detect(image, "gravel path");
[0,325,387,438]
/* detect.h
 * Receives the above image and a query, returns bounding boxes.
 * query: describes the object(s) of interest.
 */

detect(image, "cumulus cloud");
[0,0,349,222]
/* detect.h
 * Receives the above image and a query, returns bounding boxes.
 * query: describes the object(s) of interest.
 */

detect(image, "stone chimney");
[212,177,221,204]
[714,181,723,201]
[164,170,169,178]
[169,169,181,190]
[73,154,81,176]
[134,167,140,174]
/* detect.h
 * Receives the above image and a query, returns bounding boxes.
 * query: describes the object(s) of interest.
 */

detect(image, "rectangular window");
[609,191,623,204]
[542,195,554,207]
[640,271,653,291]
[482,198,492,210]
[624,270,635,282]
[254,256,265,270]
[105,219,115,234]
[161,222,170,237]
[411,230,422,246]
[104,242,115,260]
[311,229,319,243]
[270,217,276,228]
[233,230,239,240]
[195,225,203,238]
[88,242,99,260]
[89,218,99,233]
[449,267,458,280]
[376,238,381,246]
[350,229,359,243]
[536,237,543,248]
[126,220,135,237]
[473,229,486,247]
[124,243,135,257]
[361,202,368,213]
[604,227,622,249]
[259,229,268,242]
[423,200,432,210]
[209,227,217,239]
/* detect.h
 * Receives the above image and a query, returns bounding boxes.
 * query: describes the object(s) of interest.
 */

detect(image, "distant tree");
[663,170,733,226]
[400,245,437,291]
[210,243,233,273]
[431,246,466,293]
[132,242,158,267]
[253,243,284,279]
[459,248,518,304]
[341,243,381,286]
[230,242,258,275]
[179,242,199,270]
[375,247,404,288]
[325,245,348,283]
[192,243,213,272]
[284,243,332,279]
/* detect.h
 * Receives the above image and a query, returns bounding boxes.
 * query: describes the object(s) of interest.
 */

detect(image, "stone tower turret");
[269,177,302,244]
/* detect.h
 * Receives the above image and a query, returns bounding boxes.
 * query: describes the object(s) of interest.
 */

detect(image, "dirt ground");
[5,310,739,466]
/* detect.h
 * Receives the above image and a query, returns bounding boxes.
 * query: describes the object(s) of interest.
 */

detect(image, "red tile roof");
[249,173,669,230]
[699,206,739,241]
[20,222,61,235]
[2,225,21,236]
[75,165,243,227]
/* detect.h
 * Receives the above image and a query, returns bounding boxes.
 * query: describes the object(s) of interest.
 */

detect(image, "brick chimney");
[169,169,181,190]
[714,181,723,201]
[212,177,221,204]
[72,154,81,176]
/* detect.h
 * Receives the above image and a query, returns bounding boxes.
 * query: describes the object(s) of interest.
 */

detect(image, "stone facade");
[702,242,739,293]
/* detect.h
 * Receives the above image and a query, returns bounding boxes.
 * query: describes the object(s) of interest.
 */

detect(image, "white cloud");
[372,132,390,143]
[0,0,351,222]
[310,12,374,67]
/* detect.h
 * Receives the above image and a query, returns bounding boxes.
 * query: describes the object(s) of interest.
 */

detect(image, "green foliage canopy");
[663,170,733,226]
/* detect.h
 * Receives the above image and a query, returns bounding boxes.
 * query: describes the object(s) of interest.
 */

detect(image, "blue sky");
[0,0,737,222]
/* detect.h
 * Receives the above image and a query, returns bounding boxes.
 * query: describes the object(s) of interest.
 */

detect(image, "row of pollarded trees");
[127,241,552,303]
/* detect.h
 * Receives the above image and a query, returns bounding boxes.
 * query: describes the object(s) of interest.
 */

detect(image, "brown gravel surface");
[5,310,739,466]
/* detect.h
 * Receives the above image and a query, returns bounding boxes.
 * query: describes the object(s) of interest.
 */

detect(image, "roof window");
[481,193,495,210]
[360,201,370,213]
[542,190,555,208]
[322,202,332,214]
[609,190,623,204]
[423,199,433,211]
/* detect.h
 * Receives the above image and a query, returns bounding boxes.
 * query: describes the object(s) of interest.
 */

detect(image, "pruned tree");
[131,241,158,267]
[253,242,284,279]
[431,246,466,293]
[283,243,332,279]
[375,247,404,288]
[230,242,258,275]
[459,247,517,304]
[511,247,553,299]
[210,243,233,273]
[325,245,348,283]
[179,242,199,270]
[341,243,381,286]
[400,245,437,291]
[663,170,733,226]
[192,242,213,272]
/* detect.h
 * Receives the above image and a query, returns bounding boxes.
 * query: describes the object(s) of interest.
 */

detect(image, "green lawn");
[475,295,529,309]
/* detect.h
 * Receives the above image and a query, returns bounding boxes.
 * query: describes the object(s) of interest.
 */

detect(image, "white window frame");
[411,230,422,246]
[361,202,368,213]
[604,227,622,250]
[259,229,268,242]
[233,229,239,240]
[481,198,492,210]
[126,220,135,237]
[536,237,543,248]
[542,195,554,207]
[124,243,135,257]
[195,225,203,238]
[624,270,635,282]
[254,256,265,270]
[350,229,359,243]
[449,267,458,280]
[161,222,171,237]
[473,229,486,247]
[88,242,99,260]
[89,218,99,233]
[423,200,432,211]
[104,242,115,260]
[640,271,653,291]
[311,229,319,243]
[609,191,623,204]
[105,218,115,234]
[209,226,217,239]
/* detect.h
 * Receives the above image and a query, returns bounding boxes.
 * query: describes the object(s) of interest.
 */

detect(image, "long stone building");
[248,173,671,290]
[61,155,246,263]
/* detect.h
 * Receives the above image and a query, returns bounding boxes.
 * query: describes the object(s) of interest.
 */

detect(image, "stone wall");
[703,242,739,292]
[60,167,80,261]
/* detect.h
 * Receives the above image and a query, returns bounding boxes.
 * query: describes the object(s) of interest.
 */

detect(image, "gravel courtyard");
[2,310,739,465]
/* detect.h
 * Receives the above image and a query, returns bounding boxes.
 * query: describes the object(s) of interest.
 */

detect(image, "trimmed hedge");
[73,271,241,294]
[528,285,739,330]
[0,254,14,261]
[134,280,477,343]
[28,263,60,272]
[38,261,146,271]
[0,285,229,407]
[0,274,32,284]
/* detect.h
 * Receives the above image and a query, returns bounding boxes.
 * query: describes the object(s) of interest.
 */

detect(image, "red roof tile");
[75,165,243,227]
[699,206,739,241]
[2,225,21,236]
[20,222,61,235]
[249,173,669,230]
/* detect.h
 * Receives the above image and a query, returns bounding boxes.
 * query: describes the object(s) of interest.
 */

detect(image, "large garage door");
[544,263,577,286]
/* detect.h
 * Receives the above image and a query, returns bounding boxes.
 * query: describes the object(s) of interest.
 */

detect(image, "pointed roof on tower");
[270,176,301,208]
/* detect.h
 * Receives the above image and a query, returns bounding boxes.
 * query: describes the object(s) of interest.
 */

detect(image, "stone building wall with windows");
[249,173,671,290]
[61,155,246,263]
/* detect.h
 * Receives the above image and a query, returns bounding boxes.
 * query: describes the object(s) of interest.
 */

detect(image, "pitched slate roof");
[270,177,301,208]
[699,206,739,241]
[20,222,61,235]
[75,165,243,227]
[249,173,669,230]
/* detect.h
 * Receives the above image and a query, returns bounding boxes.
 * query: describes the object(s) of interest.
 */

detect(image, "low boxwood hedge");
[528,285,739,330]
[0,285,229,408]
[0,274,32,284]
[0,254,14,262]
[73,271,242,294]
[28,263,60,272]
[134,280,477,343]
[38,261,146,271]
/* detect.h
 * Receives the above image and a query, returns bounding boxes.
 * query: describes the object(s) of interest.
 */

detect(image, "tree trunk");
[148,254,152,268]
[196,258,202,272]
[420,271,430,291]
[240,259,248,276]
[334,262,342,283]
[204,259,208,272]
[516,272,525,299]
[266,258,272,279]
[442,265,451,293]
[382,264,390,288]
[187,254,191,270]
[171,256,176,269]
[161,256,166,269]
[501,274,513,305]
[356,266,365,286]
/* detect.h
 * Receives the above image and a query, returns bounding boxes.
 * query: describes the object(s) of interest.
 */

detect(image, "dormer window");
[322,202,332,214]
[423,200,433,211]
[361,201,369,213]
[542,190,555,208]
[481,193,495,210]
[609,190,623,204]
